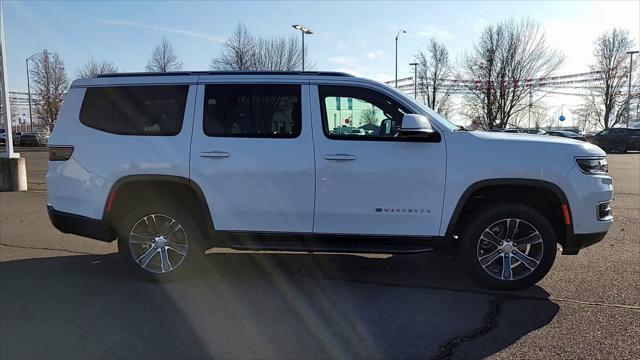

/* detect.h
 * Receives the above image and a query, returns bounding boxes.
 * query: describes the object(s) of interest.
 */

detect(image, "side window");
[610,129,626,135]
[203,84,301,138]
[318,85,409,140]
[80,85,188,135]
[598,130,610,136]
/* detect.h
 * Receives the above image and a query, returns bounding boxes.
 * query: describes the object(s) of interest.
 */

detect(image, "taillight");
[48,146,74,161]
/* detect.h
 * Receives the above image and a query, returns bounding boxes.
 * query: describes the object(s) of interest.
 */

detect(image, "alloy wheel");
[476,218,544,281]
[128,214,188,274]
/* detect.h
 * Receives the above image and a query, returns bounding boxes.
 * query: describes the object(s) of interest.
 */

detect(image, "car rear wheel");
[116,200,206,281]
[461,203,557,290]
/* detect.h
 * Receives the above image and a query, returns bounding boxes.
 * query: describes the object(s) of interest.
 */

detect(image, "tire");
[461,203,557,290]
[116,198,207,281]
[619,144,628,154]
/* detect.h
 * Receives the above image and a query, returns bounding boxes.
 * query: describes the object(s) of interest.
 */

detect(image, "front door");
[190,82,315,232]
[310,84,447,236]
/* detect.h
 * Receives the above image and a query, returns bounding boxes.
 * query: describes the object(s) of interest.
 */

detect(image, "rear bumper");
[562,231,608,255]
[47,205,115,242]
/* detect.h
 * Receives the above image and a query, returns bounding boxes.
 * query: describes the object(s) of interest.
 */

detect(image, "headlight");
[576,157,608,174]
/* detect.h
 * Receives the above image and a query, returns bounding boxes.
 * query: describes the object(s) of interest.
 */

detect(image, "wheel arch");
[104,175,215,235]
[445,179,573,247]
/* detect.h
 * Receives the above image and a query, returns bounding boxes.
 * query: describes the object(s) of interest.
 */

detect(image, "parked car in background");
[349,128,366,135]
[588,128,640,153]
[488,128,520,133]
[0,129,5,144]
[523,129,547,135]
[18,132,48,146]
[13,132,22,146]
[546,130,587,142]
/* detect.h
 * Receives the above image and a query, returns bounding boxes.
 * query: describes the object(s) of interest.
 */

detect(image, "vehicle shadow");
[0,251,559,359]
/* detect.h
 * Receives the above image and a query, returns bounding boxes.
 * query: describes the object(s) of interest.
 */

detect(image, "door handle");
[324,153,357,161]
[200,151,231,158]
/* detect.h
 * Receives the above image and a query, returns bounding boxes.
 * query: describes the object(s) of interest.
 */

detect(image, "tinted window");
[319,85,409,140]
[80,85,188,136]
[203,84,301,138]
[610,129,626,135]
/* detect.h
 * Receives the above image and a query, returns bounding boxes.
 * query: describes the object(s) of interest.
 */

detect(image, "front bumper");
[47,205,115,242]
[562,231,608,255]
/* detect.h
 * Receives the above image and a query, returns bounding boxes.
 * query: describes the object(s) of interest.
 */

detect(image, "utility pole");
[409,62,418,99]
[528,89,533,130]
[395,29,406,88]
[292,24,313,71]
[0,0,16,158]
[25,52,40,132]
[626,50,638,125]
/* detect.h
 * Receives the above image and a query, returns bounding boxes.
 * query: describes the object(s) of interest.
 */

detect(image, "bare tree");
[211,23,256,70]
[414,38,453,114]
[581,29,635,129]
[30,50,69,131]
[145,37,183,72]
[253,36,303,71]
[359,108,379,125]
[509,101,548,129]
[462,18,564,129]
[211,23,304,71]
[78,59,118,78]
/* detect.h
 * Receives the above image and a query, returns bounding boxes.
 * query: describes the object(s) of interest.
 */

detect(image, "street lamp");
[626,50,639,125]
[395,29,406,88]
[292,24,313,71]
[409,62,418,98]
[26,52,41,132]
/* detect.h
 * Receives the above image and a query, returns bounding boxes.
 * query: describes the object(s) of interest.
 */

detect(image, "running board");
[216,232,437,254]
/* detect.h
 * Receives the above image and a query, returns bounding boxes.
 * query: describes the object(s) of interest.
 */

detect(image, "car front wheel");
[461,203,557,290]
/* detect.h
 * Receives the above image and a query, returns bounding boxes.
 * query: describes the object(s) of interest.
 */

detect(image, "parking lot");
[0,148,638,359]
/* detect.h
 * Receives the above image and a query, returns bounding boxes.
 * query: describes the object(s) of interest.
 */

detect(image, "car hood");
[468,131,605,157]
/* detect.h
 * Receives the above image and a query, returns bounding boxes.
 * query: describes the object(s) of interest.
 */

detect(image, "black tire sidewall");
[461,203,557,290]
[116,199,205,281]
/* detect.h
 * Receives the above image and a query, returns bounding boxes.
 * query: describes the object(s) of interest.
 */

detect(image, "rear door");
[190,80,315,232]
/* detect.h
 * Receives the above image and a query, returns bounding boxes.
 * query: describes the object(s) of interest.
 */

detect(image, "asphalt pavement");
[0,148,638,359]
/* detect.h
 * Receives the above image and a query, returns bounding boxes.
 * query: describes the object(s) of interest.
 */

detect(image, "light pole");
[292,24,313,71]
[626,50,639,125]
[409,62,418,98]
[395,29,406,88]
[26,52,40,132]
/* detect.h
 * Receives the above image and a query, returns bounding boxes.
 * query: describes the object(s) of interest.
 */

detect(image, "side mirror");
[398,114,436,139]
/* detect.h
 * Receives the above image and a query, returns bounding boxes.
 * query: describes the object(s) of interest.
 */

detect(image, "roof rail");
[95,71,354,78]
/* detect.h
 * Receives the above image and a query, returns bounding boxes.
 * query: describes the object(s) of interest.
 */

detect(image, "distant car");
[19,133,43,146]
[349,128,366,135]
[588,128,640,153]
[546,130,587,142]
[523,129,547,135]
[13,132,22,146]
[487,128,520,133]
[0,129,5,144]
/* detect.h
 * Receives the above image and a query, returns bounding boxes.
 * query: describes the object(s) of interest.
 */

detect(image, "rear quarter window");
[80,85,189,135]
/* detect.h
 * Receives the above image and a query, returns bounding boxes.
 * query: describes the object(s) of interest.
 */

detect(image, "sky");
[2,0,640,125]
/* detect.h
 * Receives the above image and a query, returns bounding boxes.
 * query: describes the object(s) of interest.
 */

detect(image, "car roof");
[70,70,365,88]
[95,71,353,78]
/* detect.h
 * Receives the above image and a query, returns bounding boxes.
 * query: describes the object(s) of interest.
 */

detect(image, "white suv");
[46,71,613,289]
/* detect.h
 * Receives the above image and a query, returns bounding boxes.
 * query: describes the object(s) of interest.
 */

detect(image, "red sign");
[344,118,350,124]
